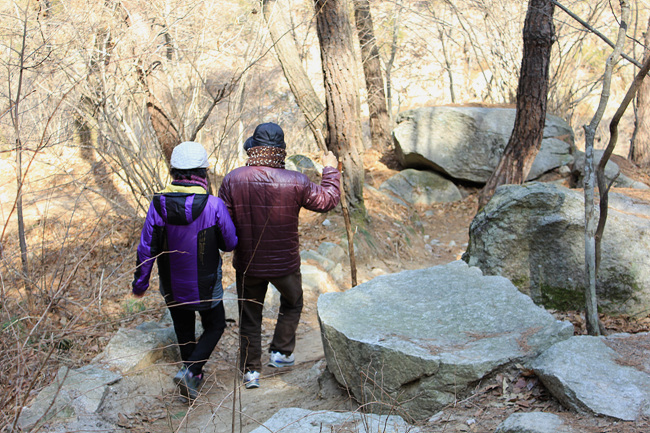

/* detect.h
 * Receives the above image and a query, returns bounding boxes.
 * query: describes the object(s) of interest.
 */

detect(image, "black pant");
[236,270,303,373]
[168,302,226,376]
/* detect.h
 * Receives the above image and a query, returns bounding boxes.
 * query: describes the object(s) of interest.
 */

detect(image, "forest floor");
[3,150,650,432]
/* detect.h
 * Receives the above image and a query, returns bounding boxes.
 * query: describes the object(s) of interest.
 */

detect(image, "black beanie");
[243,122,286,150]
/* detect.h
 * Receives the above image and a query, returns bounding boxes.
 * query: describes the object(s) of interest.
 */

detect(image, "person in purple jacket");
[132,141,237,401]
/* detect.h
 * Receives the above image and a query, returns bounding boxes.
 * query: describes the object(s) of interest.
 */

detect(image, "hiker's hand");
[322,151,338,168]
[132,291,145,299]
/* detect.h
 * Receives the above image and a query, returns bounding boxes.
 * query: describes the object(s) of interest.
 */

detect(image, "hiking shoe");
[179,370,202,400]
[243,371,260,389]
[173,365,188,385]
[267,351,295,368]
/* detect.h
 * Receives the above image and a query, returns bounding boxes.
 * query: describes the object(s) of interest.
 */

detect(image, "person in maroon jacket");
[218,122,340,389]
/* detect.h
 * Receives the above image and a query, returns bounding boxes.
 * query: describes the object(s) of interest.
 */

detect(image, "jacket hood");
[153,192,209,225]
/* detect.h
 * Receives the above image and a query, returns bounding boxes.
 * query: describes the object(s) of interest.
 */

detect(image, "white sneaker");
[267,351,295,368]
[243,371,260,389]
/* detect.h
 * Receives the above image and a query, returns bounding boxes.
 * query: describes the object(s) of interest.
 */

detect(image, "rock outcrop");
[463,182,650,315]
[285,154,323,183]
[572,149,649,190]
[392,106,574,183]
[92,321,177,373]
[531,333,650,421]
[494,412,576,433]
[379,168,462,205]
[249,407,420,433]
[317,260,573,421]
[18,365,122,431]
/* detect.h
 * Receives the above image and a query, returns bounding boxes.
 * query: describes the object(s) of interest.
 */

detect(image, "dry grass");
[0,211,165,430]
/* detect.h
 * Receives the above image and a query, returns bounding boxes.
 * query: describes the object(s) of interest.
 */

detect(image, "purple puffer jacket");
[218,165,340,278]
[132,189,237,310]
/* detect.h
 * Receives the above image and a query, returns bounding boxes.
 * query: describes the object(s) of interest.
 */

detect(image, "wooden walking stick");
[316,130,357,287]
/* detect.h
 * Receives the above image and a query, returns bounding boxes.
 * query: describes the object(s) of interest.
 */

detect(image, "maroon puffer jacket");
[218,165,340,277]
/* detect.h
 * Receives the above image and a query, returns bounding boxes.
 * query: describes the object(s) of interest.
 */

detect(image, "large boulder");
[285,154,322,183]
[462,182,650,315]
[531,334,650,421]
[392,106,574,183]
[317,261,573,421]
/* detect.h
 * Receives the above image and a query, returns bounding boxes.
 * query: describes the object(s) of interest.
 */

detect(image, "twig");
[553,0,642,69]
[315,129,357,287]
[595,43,650,275]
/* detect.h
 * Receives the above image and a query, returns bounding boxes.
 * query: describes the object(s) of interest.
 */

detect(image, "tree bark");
[598,49,650,284]
[11,7,31,283]
[352,0,392,152]
[629,16,650,166]
[478,0,555,209]
[263,0,327,150]
[385,0,401,124]
[582,0,630,336]
[314,0,366,218]
[146,100,180,166]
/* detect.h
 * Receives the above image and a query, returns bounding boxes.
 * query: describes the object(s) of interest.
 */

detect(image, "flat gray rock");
[18,365,122,431]
[249,407,420,433]
[92,321,178,373]
[318,242,347,264]
[318,261,573,421]
[532,335,650,421]
[379,168,462,205]
[494,412,576,433]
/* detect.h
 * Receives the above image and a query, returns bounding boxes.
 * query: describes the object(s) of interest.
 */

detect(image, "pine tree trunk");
[263,0,328,150]
[314,0,366,217]
[478,0,555,209]
[630,16,650,167]
[352,0,392,152]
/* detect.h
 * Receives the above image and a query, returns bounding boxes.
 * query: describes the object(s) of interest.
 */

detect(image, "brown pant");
[236,270,303,373]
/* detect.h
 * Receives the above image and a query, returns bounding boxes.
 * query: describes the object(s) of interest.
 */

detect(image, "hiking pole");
[316,130,358,287]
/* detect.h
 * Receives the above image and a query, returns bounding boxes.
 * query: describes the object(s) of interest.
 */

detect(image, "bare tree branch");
[582,0,630,336]
[553,0,642,68]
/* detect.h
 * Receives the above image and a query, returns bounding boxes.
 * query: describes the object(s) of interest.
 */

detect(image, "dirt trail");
[10,150,650,432]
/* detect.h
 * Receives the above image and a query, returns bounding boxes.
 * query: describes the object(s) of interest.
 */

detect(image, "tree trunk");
[15,138,28,279]
[477,0,555,209]
[439,26,456,103]
[263,0,327,151]
[352,0,392,152]
[629,16,650,166]
[385,0,402,124]
[582,0,630,336]
[146,100,180,165]
[314,0,366,218]
[11,8,30,284]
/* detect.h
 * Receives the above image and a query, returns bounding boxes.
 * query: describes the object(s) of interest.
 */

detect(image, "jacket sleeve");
[132,202,164,296]
[215,196,238,252]
[218,175,233,216]
[301,166,341,212]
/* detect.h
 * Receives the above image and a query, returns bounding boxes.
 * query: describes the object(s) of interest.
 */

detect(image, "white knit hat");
[170,141,209,169]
